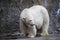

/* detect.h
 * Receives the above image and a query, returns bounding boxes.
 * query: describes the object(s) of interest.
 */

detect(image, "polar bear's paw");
[20,33,26,37]
[27,35,35,38]
[41,32,49,36]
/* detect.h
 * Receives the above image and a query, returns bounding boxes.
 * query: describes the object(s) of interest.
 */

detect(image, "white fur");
[20,5,49,38]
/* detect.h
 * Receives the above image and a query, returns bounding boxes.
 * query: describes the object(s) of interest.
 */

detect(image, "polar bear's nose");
[30,24,35,26]
[27,23,35,28]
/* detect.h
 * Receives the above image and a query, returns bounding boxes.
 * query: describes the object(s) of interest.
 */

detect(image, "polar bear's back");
[29,5,49,25]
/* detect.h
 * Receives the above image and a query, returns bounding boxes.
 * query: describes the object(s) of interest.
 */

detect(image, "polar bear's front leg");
[20,20,27,37]
[27,26,37,38]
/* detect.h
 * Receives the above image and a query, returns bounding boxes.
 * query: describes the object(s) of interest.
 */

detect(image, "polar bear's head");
[23,18,35,28]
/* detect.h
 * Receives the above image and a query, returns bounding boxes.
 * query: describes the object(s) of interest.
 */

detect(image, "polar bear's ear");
[23,18,26,22]
[23,18,26,20]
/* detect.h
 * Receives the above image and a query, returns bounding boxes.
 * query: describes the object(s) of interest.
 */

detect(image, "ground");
[0,34,60,40]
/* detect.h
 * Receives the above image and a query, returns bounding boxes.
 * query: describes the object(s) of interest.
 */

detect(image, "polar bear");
[20,5,49,38]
